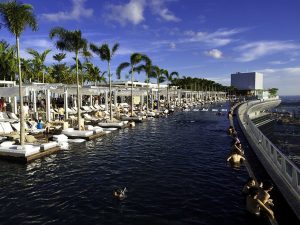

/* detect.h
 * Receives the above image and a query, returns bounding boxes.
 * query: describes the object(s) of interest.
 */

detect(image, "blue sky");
[1,0,300,95]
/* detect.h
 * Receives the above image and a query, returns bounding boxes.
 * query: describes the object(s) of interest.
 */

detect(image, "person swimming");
[227,152,245,168]
[258,181,274,207]
[113,187,127,200]
[242,177,257,195]
[246,187,274,220]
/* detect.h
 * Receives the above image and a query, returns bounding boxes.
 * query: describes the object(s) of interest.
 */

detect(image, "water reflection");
[0,104,272,225]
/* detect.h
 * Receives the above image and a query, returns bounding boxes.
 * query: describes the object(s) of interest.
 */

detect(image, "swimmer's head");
[248,187,259,197]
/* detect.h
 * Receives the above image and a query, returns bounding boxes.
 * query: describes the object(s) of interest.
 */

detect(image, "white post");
[90,94,93,106]
[46,89,51,122]
[33,91,37,119]
[151,89,154,110]
[64,88,68,120]
[105,91,108,111]
[13,96,17,114]
[114,90,117,107]
[141,94,144,110]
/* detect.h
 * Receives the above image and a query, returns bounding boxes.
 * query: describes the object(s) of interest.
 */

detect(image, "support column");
[114,90,117,106]
[33,91,37,119]
[141,94,144,110]
[179,90,182,106]
[105,91,108,111]
[90,94,93,106]
[151,89,154,110]
[64,88,68,120]
[12,96,17,114]
[46,89,51,122]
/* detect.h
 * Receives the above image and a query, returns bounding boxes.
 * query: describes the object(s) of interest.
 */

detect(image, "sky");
[1,0,300,95]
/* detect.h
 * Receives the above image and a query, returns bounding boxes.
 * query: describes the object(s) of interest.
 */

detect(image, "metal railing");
[238,99,300,218]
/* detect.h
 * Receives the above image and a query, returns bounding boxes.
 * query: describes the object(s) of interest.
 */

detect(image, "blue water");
[0,105,272,225]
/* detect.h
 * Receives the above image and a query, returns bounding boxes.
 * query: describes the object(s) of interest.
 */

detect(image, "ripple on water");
[0,103,269,225]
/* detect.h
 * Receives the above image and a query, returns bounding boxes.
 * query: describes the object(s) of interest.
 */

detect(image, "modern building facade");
[231,72,263,90]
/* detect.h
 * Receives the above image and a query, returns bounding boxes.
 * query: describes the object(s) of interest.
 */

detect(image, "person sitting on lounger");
[37,119,43,129]
[58,107,65,121]
[44,121,51,141]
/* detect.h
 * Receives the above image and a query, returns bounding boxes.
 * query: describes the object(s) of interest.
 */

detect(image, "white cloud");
[42,0,93,22]
[183,28,244,47]
[23,39,53,49]
[258,67,300,95]
[169,42,176,49]
[105,0,179,25]
[150,0,180,22]
[204,49,223,59]
[269,58,296,65]
[236,41,299,62]
[106,0,145,25]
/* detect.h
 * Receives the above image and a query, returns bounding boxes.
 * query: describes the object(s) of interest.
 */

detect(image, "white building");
[231,72,263,90]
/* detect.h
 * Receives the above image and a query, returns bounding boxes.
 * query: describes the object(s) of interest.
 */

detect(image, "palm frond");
[0,1,38,37]
[90,43,101,55]
[99,43,110,61]
[116,62,130,79]
[112,43,119,56]
[130,52,143,65]
[134,65,146,74]
[53,53,66,62]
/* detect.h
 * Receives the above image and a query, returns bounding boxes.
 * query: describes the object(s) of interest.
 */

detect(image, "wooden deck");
[0,146,61,163]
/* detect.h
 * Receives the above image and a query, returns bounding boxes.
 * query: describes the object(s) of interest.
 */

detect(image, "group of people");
[243,178,275,220]
[227,126,245,167]
[227,109,275,220]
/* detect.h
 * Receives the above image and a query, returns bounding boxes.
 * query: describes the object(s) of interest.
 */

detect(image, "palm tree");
[0,40,16,81]
[164,70,179,109]
[90,43,119,121]
[0,0,38,145]
[20,58,33,82]
[85,62,107,86]
[51,53,71,83]
[150,66,167,112]
[50,27,88,129]
[116,53,146,117]
[71,58,86,85]
[27,48,51,83]
[134,55,152,112]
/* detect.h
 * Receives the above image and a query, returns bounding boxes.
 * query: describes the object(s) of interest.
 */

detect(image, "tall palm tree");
[150,66,167,112]
[0,0,38,145]
[164,70,179,109]
[116,53,146,117]
[90,43,119,121]
[71,58,86,85]
[27,48,51,83]
[134,56,152,112]
[50,27,88,129]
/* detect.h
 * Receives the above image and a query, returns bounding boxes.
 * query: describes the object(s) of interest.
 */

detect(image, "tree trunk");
[157,77,160,112]
[167,83,169,109]
[76,52,81,129]
[146,75,149,112]
[131,66,134,117]
[108,61,113,121]
[17,36,25,146]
